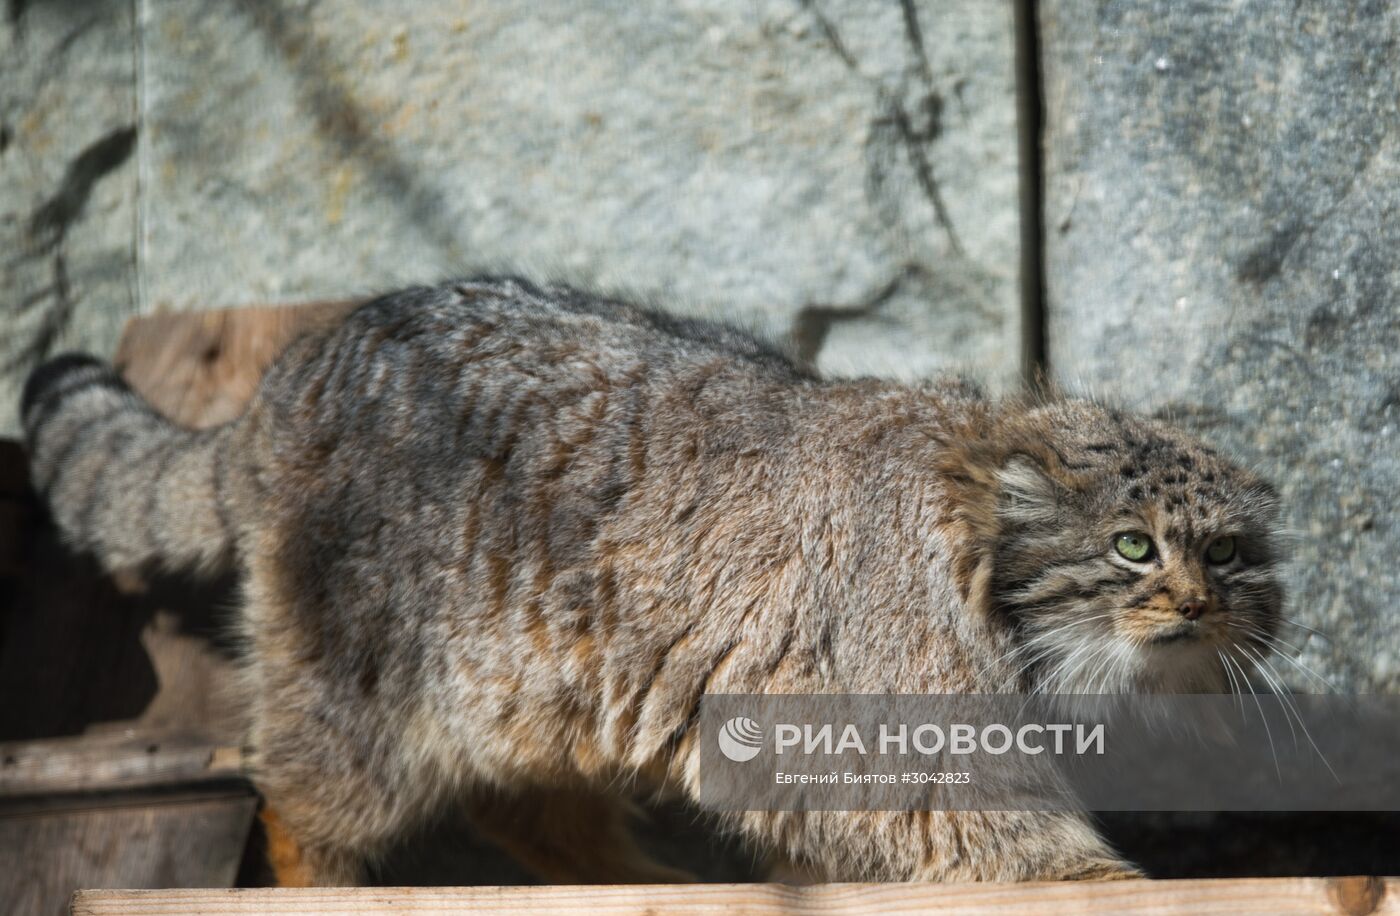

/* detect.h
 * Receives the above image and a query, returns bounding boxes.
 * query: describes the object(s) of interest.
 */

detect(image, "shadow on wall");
[235,0,470,264]
[6,127,136,378]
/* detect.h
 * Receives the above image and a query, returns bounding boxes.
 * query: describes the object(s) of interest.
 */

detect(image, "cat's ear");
[995,453,1063,525]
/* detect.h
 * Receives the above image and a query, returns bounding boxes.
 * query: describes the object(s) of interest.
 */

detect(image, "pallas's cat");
[22,277,1282,884]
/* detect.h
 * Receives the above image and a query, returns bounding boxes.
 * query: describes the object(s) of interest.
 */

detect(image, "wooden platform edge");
[69,876,1397,915]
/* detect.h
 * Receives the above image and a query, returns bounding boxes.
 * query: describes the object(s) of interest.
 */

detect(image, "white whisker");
[1240,644,1299,749]
[1227,621,1339,693]
[1217,648,1245,714]
[1279,616,1333,643]
[1240,644,1340,783]
[1230,646,1281,780]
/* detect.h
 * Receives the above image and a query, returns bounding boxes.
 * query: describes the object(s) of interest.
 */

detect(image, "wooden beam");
[0,730,243,802]
[68,877,1398,916]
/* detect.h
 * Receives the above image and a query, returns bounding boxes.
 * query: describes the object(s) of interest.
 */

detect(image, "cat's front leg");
[467,786,697,884]
[259,805,367,887]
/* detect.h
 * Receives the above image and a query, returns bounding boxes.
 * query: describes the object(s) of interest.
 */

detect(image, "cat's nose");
[1178,598,1206,621]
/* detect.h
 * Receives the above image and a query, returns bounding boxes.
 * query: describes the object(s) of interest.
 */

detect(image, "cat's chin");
[1041,639,1226,695]
[1035,635,1224,695]
[1134,641,1232,694]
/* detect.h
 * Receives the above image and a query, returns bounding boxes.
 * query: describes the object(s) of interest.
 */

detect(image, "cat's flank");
[21,277,1282,885]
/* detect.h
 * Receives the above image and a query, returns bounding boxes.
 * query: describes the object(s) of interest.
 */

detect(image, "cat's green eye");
[1206,536,1237,564]
[1114,532,1155,562]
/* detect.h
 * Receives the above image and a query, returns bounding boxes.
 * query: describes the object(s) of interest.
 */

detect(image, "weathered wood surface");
[114,300,357,428]
[0,729,242,802]
[68,877,1398,916]
[3,793,257,916]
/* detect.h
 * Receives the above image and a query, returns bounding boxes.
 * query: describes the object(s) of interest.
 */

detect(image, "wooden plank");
[114,300,358,429]
[0,730,242,801]
[66,878,1400,916]
[2,794,257,916]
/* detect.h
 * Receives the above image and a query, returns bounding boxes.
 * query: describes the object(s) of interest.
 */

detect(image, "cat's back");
[341,276,801,377]
[259,276,801,428]
[244,276,813,521]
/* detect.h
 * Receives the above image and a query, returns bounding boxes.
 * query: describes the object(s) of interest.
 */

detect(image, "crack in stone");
[888,104,964,258]
[10,11,106,101]
[799,0,860,71]
[899,0,936,87]
[798,0,966,258]
[1234,138,1389,288]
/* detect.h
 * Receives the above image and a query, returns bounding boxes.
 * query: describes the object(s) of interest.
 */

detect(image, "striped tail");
[21,354,237,575]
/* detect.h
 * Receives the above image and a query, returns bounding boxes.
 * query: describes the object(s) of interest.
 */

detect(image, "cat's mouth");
[1150,625,1199,645]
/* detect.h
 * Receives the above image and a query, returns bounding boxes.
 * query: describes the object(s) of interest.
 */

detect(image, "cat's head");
[988,400,1284,694]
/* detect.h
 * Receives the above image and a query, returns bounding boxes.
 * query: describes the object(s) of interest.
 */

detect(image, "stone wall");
[4,1,1398,691]
[1041,1,1400,692]
[1,1,140,416]
[2,0,1022,432]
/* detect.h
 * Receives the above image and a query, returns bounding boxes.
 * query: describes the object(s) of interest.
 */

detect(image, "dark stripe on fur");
[141,436,183,556]
[626,622,698,744]
[74,422,140,536]
[212,435,234,543]
[20,353,109,419]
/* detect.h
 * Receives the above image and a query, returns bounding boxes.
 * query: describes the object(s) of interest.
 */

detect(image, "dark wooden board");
[2,792,256,916]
